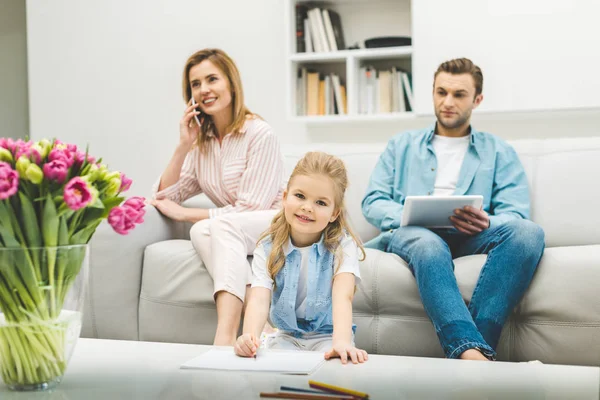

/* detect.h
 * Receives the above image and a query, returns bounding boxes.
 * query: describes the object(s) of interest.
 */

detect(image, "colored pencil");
[260,392,355,400]
[280,386,331,394]
[309,380,369,399]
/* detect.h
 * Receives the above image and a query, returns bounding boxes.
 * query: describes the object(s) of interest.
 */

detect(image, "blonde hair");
[181,48,256,152]
[259,151,366,281]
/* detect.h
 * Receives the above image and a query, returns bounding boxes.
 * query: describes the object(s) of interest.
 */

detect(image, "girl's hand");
[150,199,188,222]
[325,342,368,364]
[179,100,201,150]
[234,333,260,357]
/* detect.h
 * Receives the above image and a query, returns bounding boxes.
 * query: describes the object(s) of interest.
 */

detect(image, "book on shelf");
[295,4,308,53]
[318,79,326,115]
[296,69,346,116]
[401,72,414,111]
[331,74,346,115]
[294,5,346,53]
[358,66,413,115]
[304,19,313,53]
[323,9,345,51]
[378,70,392,113]
[307,8,328,52]
[306,71,320,116]
[324,75,332,115]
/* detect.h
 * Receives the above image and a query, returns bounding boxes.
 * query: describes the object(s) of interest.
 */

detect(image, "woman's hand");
[234,333,260,357]
[324,342,368,364]
[179,100,201,150]
[151,199,189,222]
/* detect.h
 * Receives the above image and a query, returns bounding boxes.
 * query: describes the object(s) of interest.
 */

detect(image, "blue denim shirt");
[362,124,530,250]
[263,236,338,338]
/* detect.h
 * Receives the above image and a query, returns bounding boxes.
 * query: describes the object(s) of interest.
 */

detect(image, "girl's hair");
[258,151,366,281]
[181,48,256,152]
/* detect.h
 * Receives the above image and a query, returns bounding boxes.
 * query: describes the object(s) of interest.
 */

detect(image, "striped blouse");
[153,117,285,218]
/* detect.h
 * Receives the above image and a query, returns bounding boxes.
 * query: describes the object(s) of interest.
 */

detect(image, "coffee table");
[1,338,598,399]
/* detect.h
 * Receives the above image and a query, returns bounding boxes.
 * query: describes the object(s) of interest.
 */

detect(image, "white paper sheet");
[180,347,325,375]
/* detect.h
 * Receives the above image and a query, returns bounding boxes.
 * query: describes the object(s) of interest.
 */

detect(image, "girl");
[234,152,369,364]
[151,48,285,346]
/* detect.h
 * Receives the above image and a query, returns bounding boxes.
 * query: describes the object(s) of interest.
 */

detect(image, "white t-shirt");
[251,235,362,319]
[431,134,470,196]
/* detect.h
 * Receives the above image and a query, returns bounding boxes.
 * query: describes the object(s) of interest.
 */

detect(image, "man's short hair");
[434,58,483,96]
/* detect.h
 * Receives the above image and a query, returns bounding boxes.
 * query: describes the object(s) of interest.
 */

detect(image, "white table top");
[1,338,598,399]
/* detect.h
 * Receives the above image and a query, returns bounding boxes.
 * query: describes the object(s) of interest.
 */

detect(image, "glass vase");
[0,245,88,391]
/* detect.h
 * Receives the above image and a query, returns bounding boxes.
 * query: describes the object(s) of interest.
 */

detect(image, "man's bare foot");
[459,348,491,361]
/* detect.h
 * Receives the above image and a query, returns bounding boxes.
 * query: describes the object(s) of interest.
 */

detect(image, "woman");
[151,48,284,346]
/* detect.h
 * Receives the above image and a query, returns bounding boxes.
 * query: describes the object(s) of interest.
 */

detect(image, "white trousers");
[267,332,334,352]
[189,210,278,302]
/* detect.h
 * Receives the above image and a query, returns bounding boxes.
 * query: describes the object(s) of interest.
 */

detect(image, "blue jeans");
[387,219,545,359]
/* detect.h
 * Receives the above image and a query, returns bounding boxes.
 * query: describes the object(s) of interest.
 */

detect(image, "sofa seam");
[372,250,380,354]
[139,294,217,309]
[515,320,600,328]
[519,148,600,157]
[352,313,430,322]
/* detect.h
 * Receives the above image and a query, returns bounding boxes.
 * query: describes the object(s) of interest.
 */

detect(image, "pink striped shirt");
[153,118,285,218]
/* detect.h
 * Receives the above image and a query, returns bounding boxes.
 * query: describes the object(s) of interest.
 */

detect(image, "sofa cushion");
[139,240,217,344]
[140,239,600,365]
[529,140,600,247]
[512,245,600,365]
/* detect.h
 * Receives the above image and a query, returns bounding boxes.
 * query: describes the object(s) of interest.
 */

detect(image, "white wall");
[412,0,600,114]
[1,0,28,139]
[26,0,600,198]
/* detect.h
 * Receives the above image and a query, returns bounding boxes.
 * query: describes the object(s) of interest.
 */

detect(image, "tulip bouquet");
[0,137,145,389]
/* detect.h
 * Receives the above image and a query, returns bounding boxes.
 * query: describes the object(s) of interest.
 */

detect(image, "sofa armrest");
[82,206,187,340]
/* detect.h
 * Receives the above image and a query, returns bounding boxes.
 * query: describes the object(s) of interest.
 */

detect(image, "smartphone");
[190,96,202,127]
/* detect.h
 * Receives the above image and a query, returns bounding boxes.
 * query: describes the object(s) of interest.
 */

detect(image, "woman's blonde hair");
[259,151,366,281]
[181,48,255,152]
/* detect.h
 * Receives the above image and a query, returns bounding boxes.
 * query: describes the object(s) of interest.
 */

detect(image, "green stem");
[0,329,17,383]
[4,328,27,384]
[46,247,57,318]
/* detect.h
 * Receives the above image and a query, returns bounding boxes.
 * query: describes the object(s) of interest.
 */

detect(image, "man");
[361,58,545,361]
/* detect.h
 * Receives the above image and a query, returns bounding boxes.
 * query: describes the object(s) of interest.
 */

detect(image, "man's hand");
[450,205,490,235]
[151,199,189,222]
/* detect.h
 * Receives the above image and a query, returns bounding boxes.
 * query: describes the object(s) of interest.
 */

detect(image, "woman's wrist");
[182,208,210,223]
[175,142,192,155]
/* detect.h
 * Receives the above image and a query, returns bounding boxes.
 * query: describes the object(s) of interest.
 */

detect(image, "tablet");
[400,195,484,228]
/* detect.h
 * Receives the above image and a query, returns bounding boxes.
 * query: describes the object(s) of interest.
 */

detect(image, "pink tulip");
[15,146,42,164]
[43,159,69,183]
[54,140,77,153]
[123,196,145,211]
[0,162,19,200]
[74,150,96,166]
[120,173,133,192]
[108,206,143,235]
[108,207,133,235]
[108,197,146,235]
[0,138,15,151]
[64,177,93,210]
[49,148,75,167]
[1,138,30,154]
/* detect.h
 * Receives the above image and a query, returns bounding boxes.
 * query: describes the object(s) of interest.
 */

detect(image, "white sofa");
[83,136,600,366]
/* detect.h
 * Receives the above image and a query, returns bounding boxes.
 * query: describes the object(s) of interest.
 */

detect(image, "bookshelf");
[285,0,415,123]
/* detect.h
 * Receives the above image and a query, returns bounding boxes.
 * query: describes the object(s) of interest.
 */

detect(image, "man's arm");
[361,139,405,231]
[488,145,530,229]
